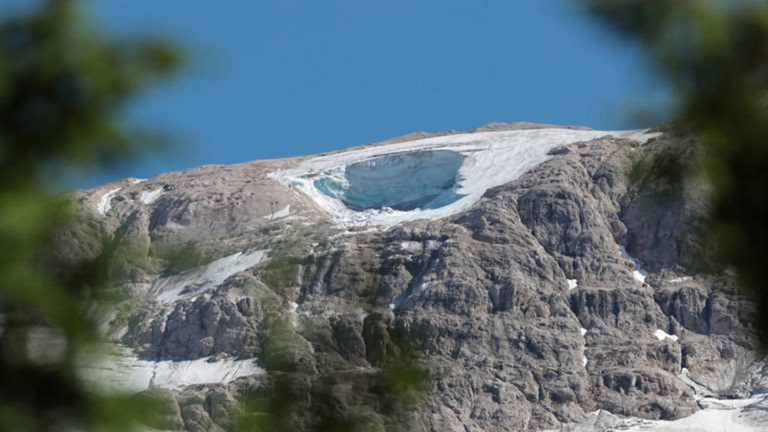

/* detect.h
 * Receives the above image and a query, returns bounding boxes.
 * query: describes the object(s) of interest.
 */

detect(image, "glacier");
[273,128,660,226]
[313,150,466,212]
[78,346,264,394]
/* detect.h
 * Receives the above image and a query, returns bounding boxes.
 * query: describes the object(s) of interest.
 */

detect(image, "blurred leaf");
[585,0,768,343]
[0,0,185,430]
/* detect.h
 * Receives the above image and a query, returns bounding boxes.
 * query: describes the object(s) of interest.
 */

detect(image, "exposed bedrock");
[78,127,760,431]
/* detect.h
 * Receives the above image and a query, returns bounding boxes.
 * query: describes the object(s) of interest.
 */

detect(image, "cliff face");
[74,124,764,431]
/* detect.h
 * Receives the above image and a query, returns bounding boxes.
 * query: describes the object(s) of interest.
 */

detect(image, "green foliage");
[259,255,306,295]
[153,243,217,275]
[235,316,426,432]
[0,0,184,430]
[586,0,768,342]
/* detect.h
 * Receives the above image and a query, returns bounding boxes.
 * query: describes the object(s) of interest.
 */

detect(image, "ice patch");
[654,329,679,342]
[274,128,660,227]
[97,187,121,216]
[621,399,767,432]
[668,276,693,284]
[398,240,441,253]
[265,205,291,220]
[580,328,588,336]
[79,346,263,394]
[618,245,649,284]
[559,369,768,431]
[566,398,768,432]
[567,279,578,290]
[313,150,466,212]
[582,355,588,368]
[390,282,430,310]
[151,250,269,303]
[140,187,164,204]
[288,301,300,327]
[399,241,422,252]
[679,367,717,399]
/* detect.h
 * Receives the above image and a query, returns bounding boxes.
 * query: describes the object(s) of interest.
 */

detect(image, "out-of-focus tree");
[234,318,427,432]
[584,0,768,342]
[0,0,184,430]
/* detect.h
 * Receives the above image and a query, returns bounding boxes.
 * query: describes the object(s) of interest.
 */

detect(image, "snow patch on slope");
[654,329,679,342]
[79,346,264,393]
[140,187,164,204]
[618,245,649,284]
[97,188,121,215]
[559,367,768,431]
[265,205,291,220]
[668,276,692,284]
[273,128,660,226]
[151,250,269,303]
[621,396,768,431]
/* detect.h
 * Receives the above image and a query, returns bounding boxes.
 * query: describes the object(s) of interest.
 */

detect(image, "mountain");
[69,123,767,431]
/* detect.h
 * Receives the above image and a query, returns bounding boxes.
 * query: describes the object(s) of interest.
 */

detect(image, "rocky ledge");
[66,123,765,431]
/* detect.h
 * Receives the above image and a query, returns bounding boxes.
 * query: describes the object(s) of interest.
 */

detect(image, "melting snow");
[288,301,299,327]
[582,355,588,368]
[618,245,649,284]
[654,329,679,342]
[140,187,164,204]
[79,346,263,394]
[96,188,121,216]
[668,276,693,284]
[265,205,291,220]
[570,397,768,432]
[620,399,767,432]
[561,369,768,431]
[580,328,588,336]
[390,282,431,310]
[273,128,660,227]
[399,241,422,252]
[152,250,269,303]
[679,367,717,399]
[567,279,578,290]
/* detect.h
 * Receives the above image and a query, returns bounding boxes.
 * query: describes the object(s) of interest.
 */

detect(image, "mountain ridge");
[67,123,766,431]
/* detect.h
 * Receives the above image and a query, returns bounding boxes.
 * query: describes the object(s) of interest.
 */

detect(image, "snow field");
[79,346,264,393]
[140,187,164,204]
[273,128,660,227]
[152,249,269,303]
[97,187,121,215]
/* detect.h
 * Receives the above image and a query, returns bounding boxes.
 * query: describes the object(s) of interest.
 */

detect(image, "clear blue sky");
[81,0,668,187]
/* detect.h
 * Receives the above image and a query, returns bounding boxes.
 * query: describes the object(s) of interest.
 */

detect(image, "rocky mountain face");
[70,123,766,431]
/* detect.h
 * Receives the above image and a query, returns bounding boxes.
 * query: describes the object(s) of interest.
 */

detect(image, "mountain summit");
[72,123,766,431]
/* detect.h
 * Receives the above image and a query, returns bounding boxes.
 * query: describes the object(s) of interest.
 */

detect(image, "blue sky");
[80,0,667,187]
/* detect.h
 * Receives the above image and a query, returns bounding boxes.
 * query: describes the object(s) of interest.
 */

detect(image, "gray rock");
[75,123,761,431]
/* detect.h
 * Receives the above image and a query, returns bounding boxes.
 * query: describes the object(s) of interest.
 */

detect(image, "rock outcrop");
[74,123,763,431]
